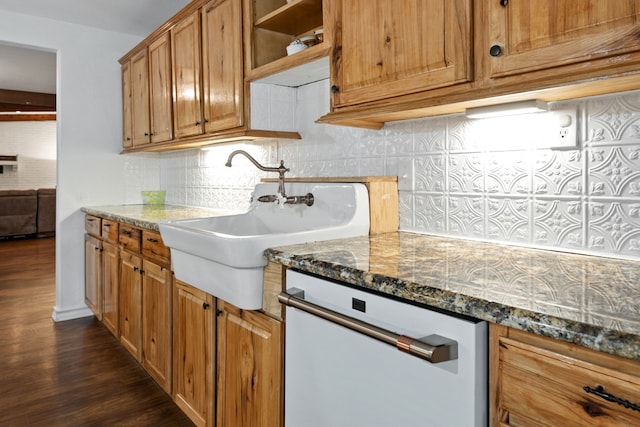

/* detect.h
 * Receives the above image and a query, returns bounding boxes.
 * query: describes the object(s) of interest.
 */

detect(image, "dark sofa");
[0,188,56,239]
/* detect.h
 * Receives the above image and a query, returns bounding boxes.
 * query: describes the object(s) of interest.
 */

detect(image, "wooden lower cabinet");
[491,324,640,427]
[119,251,143,360]
[141,259,173,393]
[84,234,102,319]
[101,241,119,337]
[85,215,285,425]
[216,300,283,427]
[173,280,216,427]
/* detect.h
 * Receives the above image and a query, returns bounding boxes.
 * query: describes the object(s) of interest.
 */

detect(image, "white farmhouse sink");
[158,182,370,309]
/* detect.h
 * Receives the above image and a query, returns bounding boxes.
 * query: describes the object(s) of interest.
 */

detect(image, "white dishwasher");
[280,270,488,427]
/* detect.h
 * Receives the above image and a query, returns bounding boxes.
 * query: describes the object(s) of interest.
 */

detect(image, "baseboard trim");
[52,305,94,322]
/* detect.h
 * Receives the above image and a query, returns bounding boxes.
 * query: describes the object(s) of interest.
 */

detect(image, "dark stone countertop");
[265,232,640,361]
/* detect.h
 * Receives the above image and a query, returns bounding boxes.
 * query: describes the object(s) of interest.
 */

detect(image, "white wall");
[0,121,56,190]
[0,11,141,320]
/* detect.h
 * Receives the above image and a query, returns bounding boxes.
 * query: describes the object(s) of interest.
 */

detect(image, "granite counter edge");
[265,249,640,362]
[81,207,161,230]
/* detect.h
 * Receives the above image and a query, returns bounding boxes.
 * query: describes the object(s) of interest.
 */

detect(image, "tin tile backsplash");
[125,81,640,260]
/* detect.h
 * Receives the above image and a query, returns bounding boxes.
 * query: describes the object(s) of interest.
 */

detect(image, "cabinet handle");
[133,266,139,272]
[489,45,502,57]
[103,223,110,227]
[331,85,339,93]
[94,247,100,251]
[122,230,132,236]
[195,121,201,126]
[202,302,210,310]
[146,238,158,243]
[203,118,209,123]
[87,218,95,222]
[126,137,131,141]
[583,385,640,413]
[500,0,508,6]
[144,132,150,136]
[216,309,223,317]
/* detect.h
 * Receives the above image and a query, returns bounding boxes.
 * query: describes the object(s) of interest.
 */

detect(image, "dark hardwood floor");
[0,237,194,427]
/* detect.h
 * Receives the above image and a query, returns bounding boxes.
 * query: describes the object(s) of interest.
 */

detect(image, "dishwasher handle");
[279,288,458,363]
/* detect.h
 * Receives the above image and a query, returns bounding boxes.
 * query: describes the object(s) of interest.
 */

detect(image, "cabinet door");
[201,0,244,133]
[330,0,472,108]
[121,62,133,148]
[173,280,215,427]
[148,33,173,143]
[487,0,640,78]
[142,259,172,393]
[102,241,119,337]
[216,301,283,427]
[130,49,151,146]
[84,234,102,319]
[172,11,204,138]
[119,251,142,360]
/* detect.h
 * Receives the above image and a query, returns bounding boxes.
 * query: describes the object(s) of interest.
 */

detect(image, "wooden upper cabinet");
[487,0,640,78]
[148,33,174,143]
[130,49,151,146]
[330,0,472,108]
[201,0,244,133]
[172,11,204,139]
[121,62,133,148]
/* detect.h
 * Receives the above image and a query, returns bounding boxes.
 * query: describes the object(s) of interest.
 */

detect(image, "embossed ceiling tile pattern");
[533,199,583,248]
[533,149,583,196]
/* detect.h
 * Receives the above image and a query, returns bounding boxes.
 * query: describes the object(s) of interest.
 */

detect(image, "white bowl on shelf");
[286,39,307,55]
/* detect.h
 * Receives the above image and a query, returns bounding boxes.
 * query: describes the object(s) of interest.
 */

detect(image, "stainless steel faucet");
[225,150,289,198]
[225,150,314,206]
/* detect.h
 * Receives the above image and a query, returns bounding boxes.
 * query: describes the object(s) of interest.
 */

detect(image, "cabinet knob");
[195,121,201,126]
[203,118,209,123]
[500,0,508,6]
[144,132,150,136]
[202,302,210,310]
[331,85,339,93]
[489,45,503,57]
[133,266,139,272]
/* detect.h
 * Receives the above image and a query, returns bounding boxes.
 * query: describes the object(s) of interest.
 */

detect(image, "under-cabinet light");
[465,100,549,119]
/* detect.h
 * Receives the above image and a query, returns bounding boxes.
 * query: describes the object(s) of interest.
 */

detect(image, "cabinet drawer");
[85,215,102,236]
[101,219,119,243]
[142,230,170,262]
[119,224,141,253]
[499,336,640,426]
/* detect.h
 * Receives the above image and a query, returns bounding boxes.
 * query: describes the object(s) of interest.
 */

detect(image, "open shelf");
[255,0,322,35]
[247,43,330,85]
